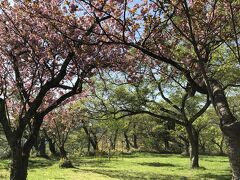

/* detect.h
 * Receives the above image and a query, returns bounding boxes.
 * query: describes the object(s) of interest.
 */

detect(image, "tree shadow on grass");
[120,153,179,159]
[203,159,229,163]
[0,158,57,171]
[198,173,231,180]
[28,158,56,169]
[79,169,188,180]
[138,162,176,167]
[76,159,111,168]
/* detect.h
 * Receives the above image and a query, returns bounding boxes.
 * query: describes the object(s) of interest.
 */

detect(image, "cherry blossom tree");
[43,105,77,167]
[0,1,126,179]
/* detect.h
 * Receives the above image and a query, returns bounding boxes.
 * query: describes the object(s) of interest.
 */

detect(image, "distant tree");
[82,74,209,168]
[44,105,77,167]
[198,108,226,155]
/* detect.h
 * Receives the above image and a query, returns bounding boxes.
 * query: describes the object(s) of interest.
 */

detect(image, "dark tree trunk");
[201,143,206,154]
[49,139,58,156]
[199,139,206,154]
[219,137,225,155]
[9,120,41,180]
[212,136,225,155]
[132,123,138,149]
[10,143,29,180]
[132,134,138,149]
[58,145,73,168]
[33,138,39,151]
[164,139,170,151]
[92,133,98,151]
[184,141,190,156]
[124,132,130,151]
[216,141,224,156]
[219,145,224,155]
[44,130,58,156]
[59,146,67,159]
[89,132,98,155]
[179,136,190,156]
[86,134,98,156]
[82,124,98,155]
[37,137,47,158]
[0,98,42,180]
[186,124,199,169]
[110,129,118,150]
[211,79,240,179]
[224,133,240,180]
[87,136,91,155]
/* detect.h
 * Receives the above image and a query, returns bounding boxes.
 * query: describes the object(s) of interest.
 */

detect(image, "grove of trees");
[0,0,239,180]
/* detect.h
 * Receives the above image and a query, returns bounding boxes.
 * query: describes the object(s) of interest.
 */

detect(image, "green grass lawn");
[0,152,231,180]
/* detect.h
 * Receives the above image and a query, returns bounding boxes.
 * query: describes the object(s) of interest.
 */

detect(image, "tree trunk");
[48,139,58,156]
[37,137,47,158]
[183,140,190,156]
[124,132,130,151]
[0,100,43,180]
[10,116,42,180]
[224,133,240,180]
[212,136,225,155]
[179,136,190,156]
[186,124,199,168]
[132,134,138,149]
[219,137,225,155]
[199,139,206,154]
[110,129,118,150]
[87,136,91,155]
[164,139,170,151]
[92,133,98,151]
[82,125,98,155]
[58,145,73,168]
[59,146,67,159]
[44,130,58,156]
[132,123,138,149]
[10,142,30,180]
[219,145,224,155]
[211,79,240,179]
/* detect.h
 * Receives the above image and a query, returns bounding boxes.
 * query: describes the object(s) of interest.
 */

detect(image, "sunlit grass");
[0,152,231,179]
